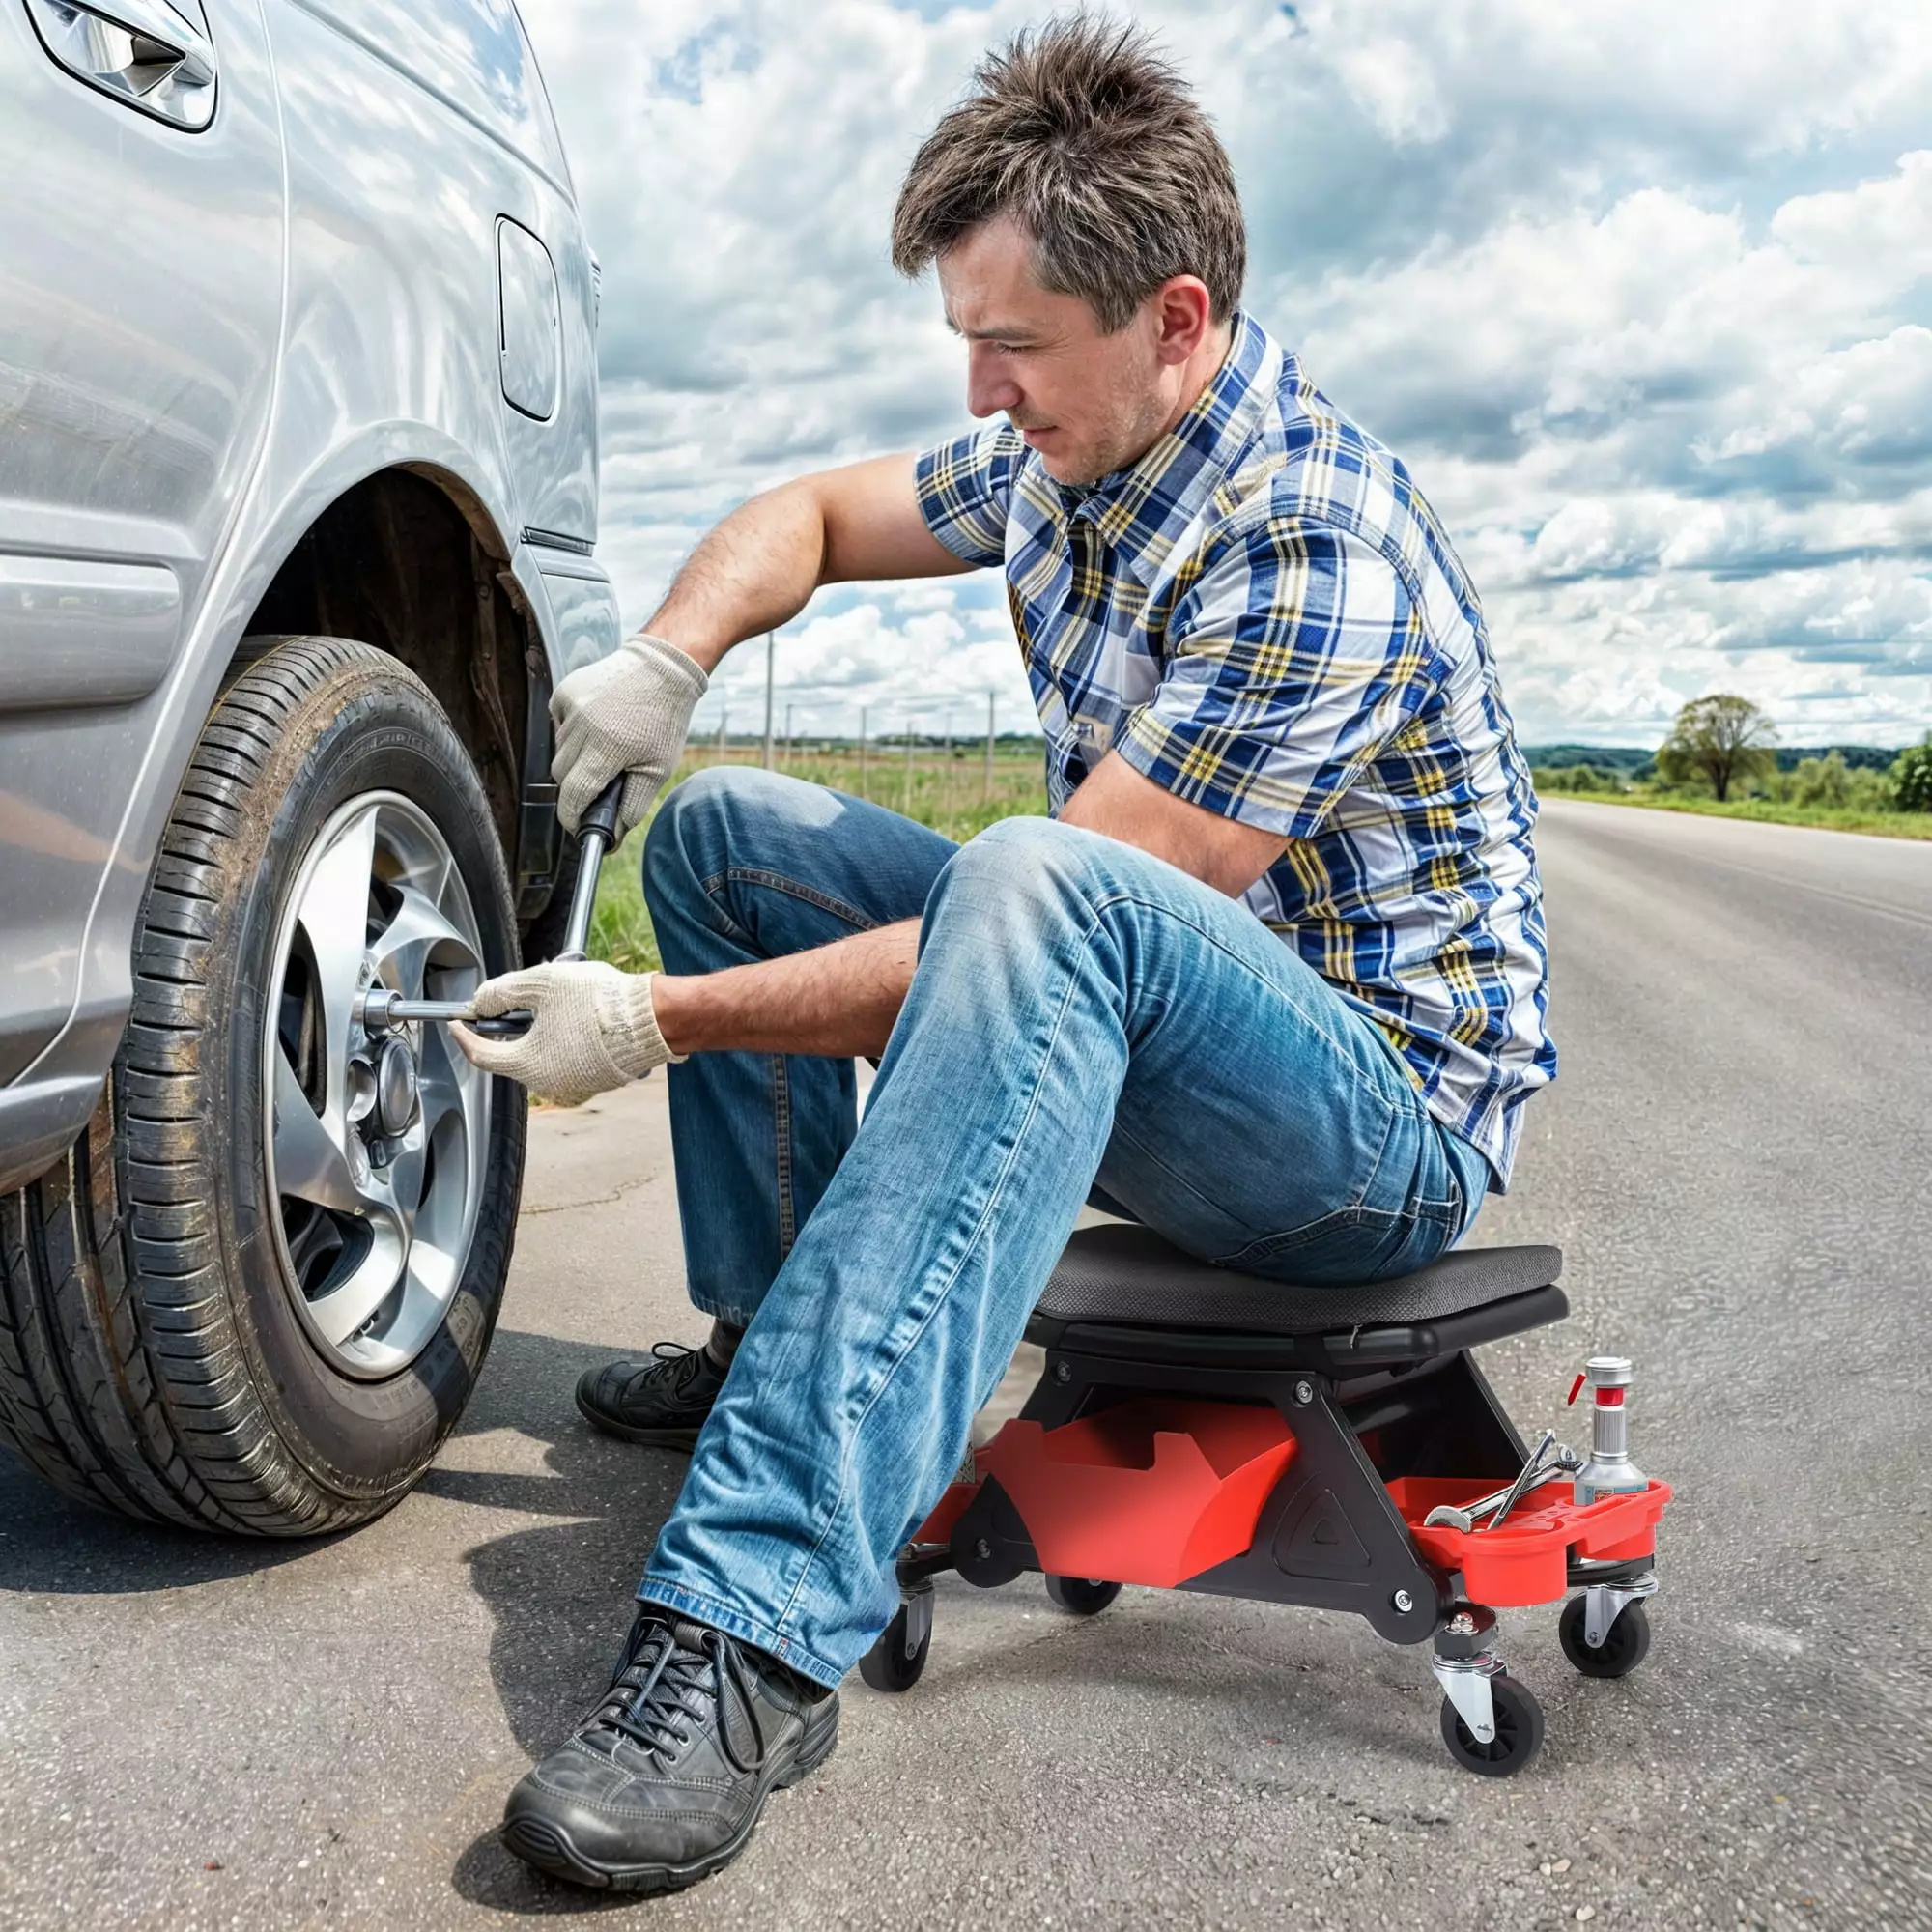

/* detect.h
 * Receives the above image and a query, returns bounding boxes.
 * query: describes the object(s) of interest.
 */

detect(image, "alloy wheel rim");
[261,792,491,1378]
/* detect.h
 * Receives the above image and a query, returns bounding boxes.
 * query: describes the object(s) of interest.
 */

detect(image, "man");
[456,18,1555,1896]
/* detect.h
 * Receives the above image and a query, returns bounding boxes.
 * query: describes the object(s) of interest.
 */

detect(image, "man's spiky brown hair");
[892,14,1245,332]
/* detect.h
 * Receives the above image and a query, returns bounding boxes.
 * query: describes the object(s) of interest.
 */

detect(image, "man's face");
[936,214,1180,487]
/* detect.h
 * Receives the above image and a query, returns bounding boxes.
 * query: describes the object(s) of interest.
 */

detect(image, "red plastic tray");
[1387,1476,1672,1606]
[973,1400,1297,1588]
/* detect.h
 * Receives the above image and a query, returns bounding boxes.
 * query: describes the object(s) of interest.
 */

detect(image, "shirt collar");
[1055,310,1282,588]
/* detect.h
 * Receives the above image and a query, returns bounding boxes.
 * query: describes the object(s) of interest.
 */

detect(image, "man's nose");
[966,344,1023,420]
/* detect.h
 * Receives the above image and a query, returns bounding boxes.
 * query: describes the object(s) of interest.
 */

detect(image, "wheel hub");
[374,1035,420,1139]
[262,792,491,1378]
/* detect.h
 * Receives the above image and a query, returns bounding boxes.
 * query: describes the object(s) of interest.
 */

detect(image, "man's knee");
[927,816,1103,952]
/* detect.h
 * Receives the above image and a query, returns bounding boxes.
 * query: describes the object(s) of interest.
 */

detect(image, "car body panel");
[0,0,285,1087]
[0,0,619,1193]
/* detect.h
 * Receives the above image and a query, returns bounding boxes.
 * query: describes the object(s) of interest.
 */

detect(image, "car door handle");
[23,0,218,125]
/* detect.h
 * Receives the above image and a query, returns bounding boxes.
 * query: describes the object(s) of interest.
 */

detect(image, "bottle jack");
[1570,1354,1648,1505]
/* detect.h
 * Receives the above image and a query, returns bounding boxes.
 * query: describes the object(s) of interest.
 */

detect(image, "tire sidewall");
[205,649,525,1503]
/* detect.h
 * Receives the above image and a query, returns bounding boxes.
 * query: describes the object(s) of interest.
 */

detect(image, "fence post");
[761,632,775,770]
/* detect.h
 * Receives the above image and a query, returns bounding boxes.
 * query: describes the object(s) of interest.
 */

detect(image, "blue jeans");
[637,767,1492,1686]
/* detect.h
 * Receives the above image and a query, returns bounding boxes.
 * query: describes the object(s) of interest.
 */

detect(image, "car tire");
[0,637,526,1535]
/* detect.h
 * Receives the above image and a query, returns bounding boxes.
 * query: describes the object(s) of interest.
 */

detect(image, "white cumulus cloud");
[520,0,1932,748]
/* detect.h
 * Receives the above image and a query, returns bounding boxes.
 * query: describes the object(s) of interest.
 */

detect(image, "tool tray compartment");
[1387,1476,1672,1605]
[973,1399,1297,1589]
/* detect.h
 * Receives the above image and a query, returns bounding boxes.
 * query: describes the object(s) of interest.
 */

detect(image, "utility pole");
[716,706,727,762]
[761,632,775,771]
[942,709,953,815]
[859,705,868,801]
[903,716,916,816]
[984,693,996,801]
[783,701,794,771]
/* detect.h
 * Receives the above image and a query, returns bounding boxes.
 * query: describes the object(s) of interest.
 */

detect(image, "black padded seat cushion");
[1036,1225,1563,1336]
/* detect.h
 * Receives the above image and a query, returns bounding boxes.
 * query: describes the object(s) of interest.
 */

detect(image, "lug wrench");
[1422,1436,1582,1534]
[361,778,624,1041]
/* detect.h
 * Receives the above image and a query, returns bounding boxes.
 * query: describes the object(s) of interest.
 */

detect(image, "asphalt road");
[3,797,1929,1930]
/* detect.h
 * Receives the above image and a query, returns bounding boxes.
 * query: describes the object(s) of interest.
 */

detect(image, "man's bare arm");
[648,455,970,672]
[1056,752,1285,896]
[651,921,920,1061]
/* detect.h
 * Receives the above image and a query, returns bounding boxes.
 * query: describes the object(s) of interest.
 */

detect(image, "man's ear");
[1151,276,1214,366]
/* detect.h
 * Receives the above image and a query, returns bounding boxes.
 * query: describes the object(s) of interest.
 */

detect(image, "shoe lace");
[618,1341,705,1399]
[591,1622,770,1776]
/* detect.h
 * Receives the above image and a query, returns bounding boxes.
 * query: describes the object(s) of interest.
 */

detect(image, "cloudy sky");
[519,0,1932,750]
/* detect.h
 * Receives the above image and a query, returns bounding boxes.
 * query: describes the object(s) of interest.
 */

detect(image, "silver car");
[0,0,620,1532]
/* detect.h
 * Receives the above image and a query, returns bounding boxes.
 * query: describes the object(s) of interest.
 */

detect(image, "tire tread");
[0,637,513,1535]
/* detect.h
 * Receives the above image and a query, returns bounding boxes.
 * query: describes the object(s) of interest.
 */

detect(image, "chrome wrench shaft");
[360,777,624,1040]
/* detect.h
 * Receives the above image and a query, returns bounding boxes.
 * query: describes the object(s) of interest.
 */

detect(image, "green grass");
[588,748,1051,974]
[1546,786,1932,841]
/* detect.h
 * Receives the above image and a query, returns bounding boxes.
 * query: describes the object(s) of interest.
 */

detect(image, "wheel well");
[242,469,539,867]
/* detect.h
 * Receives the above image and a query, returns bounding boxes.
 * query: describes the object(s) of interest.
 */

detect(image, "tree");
[1655,695,1779,802]
[1792,750,1850,809]
[1891,733,1932,813]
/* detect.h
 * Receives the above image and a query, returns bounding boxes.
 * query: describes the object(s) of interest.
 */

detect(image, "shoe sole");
[574,1383,705,1450]
[500,1704,840,1895]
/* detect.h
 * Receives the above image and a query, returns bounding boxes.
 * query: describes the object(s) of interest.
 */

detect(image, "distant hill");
[1523,742,1905,774]
[1520,744,1654,773]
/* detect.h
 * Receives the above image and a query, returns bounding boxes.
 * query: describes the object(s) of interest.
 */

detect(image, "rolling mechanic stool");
[861,1228,1671,1776]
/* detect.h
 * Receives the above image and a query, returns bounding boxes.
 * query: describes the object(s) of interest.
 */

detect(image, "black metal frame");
[931,1288,1567,1647]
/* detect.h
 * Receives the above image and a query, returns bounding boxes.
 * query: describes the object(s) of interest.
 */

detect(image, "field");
[588,746,1051,973]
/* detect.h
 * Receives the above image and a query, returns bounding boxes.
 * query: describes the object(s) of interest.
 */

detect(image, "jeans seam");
[725,867,886,934]
[771,1054,797,1258]
[767,903,1104,1646]
[697,870,751,942]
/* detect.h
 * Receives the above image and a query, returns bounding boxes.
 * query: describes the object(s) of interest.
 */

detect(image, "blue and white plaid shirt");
[915,311,1555,1190]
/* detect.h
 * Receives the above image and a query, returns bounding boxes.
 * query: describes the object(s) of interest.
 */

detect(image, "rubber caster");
[1044,1575,1122,1616]
[859,1585,932,1692]
[1559,1595,1652,1679]
[1439,1674,1545,1777]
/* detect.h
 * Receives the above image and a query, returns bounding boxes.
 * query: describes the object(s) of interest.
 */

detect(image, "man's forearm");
[650,920,921,1060]
[646,483,828,673]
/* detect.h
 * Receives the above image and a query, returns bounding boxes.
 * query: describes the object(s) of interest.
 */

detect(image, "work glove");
[449,961,684,1108]
[551,632,709,838]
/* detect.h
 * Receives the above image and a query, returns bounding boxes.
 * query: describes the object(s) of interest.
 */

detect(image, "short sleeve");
[914,425,1025,568]
[1117,521,1435,840]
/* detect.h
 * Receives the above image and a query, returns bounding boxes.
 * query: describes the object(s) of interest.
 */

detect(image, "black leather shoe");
[501,1613,839,1893]
[575,1342,727,1449]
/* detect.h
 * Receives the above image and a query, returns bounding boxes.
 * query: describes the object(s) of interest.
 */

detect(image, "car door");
[0,0,283,1085]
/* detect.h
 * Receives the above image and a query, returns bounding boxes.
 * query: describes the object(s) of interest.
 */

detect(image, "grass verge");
[1546,788,1932,842]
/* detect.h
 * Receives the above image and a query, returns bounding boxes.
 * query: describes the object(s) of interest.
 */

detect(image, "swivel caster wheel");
[1439,1674,1545,1777]
[860,1584,932,1692]
[1559,1595,1652,1679]
[1044,1575,1122,1616]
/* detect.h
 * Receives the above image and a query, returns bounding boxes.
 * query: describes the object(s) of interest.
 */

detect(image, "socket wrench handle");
[554,777,624,963]
[470,777,626,1037]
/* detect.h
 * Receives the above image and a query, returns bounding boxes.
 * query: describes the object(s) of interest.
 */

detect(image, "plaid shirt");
[914,311,1555,1191]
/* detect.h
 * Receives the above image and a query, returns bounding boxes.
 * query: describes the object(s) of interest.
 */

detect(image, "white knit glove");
[449,962,684,1107]
[551,633,709,837]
